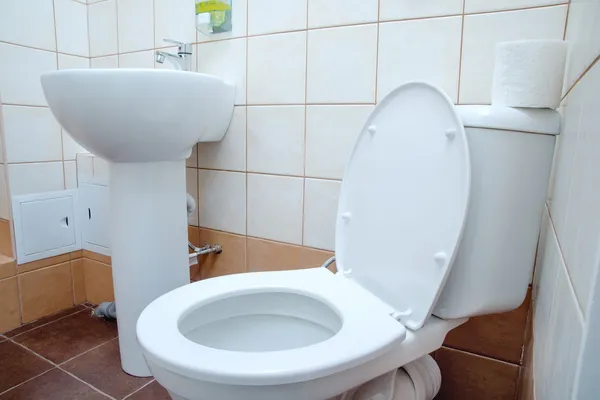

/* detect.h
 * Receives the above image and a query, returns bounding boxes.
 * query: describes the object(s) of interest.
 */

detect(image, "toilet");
[136,82,559,400]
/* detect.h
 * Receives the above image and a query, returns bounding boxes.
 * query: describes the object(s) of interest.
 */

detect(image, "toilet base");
[164,355,440,400]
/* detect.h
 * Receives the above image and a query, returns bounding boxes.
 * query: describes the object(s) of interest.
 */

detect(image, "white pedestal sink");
[41,69,235,377]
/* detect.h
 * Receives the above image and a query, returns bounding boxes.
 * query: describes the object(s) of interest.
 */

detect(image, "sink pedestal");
[40,69,235,376]
[110,161,190,377]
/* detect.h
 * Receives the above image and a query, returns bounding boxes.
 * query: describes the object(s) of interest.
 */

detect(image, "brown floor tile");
[14,312,117,364]
[62,339,152,399]
[0,368,109,399]
[436,347,519,400]
[126,381,171,400]
[0,341,53,393]
[5,305,86,338]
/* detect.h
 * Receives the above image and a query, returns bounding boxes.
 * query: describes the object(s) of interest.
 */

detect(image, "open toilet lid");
[335,82,471,330]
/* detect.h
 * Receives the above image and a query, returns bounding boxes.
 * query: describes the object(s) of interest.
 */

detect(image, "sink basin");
[41,69,235,162]
[41,69,235,378]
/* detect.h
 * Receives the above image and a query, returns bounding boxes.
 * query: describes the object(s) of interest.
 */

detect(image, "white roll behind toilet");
[136,82,559,400]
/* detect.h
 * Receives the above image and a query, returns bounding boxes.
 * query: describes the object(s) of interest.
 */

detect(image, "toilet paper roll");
[491,40,567,109]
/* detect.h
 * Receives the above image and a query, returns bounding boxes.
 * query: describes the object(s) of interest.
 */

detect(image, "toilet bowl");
[137,82,560,400]
[137,268,465,399]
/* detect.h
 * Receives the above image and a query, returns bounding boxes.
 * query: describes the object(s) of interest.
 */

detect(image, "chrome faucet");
[155,39,193,71]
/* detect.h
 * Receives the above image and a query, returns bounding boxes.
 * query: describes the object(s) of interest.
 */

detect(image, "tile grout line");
[122,378,156,399]
[456,0,466,104]
[442,343,522,366]
[0,368,56,397]
[300,0,309,248]
[15,272,24,347]
[545,203,586,321]
[244,0,250,265]
[52,0,68,190]
[69,259,78,304]
[5,3,570,61]
[58,366,118,400]
[8,308,88,340]
[440,345,523,366]
[199,167,343,182]
[562,54,600,100]
[1,102,382,109]
[5,333,118,399]
[374,0,381,103]
[57,336,118,366]
[114,0,120,68]
[0,40,89,59]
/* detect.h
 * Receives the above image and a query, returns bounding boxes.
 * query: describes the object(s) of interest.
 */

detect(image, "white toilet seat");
[137,268,407,386]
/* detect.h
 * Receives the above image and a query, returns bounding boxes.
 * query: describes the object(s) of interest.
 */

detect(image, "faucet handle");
[162,38,192,55]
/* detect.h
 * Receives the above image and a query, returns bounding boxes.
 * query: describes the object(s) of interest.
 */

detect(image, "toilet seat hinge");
[390,308,412,323]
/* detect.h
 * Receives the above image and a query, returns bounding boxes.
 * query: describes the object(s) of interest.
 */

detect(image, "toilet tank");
[433,106,559,319]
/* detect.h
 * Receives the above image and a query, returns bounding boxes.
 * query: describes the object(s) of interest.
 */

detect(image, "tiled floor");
[0,304,171,399]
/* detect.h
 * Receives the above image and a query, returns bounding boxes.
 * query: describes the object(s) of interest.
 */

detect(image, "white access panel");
[12,190,81,264]
[79,183,110,255]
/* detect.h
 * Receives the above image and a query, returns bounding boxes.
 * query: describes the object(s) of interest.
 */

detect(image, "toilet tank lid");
[455,105,560,135]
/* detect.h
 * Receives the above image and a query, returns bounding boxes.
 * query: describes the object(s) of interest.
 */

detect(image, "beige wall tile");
[82,250,112,266]
[19,263,74,323]
[444,288,531,364]
[71,259,86,305]
[436,347,519,400]
[19,254,71,274]
[198,229,246,280]
[0,277,21,333]
[83,259,114,305]
[247,237,304,272]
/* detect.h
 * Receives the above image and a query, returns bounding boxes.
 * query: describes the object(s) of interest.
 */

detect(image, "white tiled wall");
[0,0,90,222]
[77,0,571,253]
[531,0,600,396]
[0,0,575,252]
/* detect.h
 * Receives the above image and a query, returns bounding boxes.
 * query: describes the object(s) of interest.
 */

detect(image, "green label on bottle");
[196,0,230,15]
